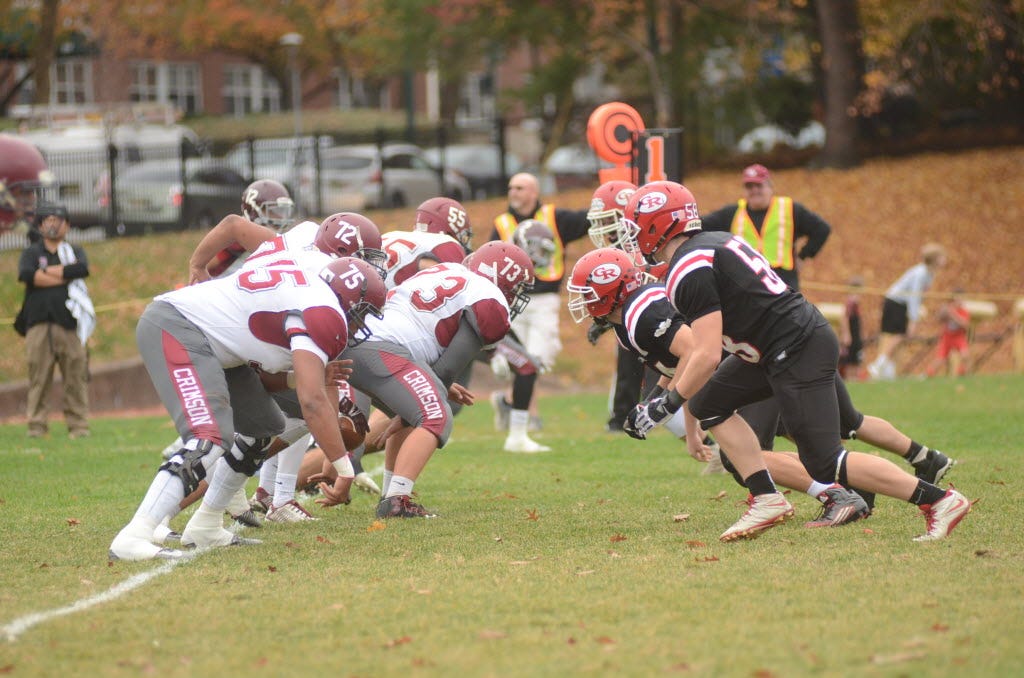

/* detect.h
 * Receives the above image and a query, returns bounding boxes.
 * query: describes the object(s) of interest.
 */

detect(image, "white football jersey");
[245,219,320,265]
[157,249,348,373]
[381,230,467,289]
[365,262,511,365]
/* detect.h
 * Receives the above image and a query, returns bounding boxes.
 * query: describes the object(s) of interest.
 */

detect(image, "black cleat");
[805,485,871,528]
[912,449,955,485]
[376,495,437,519]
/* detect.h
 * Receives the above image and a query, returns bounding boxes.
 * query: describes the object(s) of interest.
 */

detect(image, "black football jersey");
[613,283,685,377]
[665,231,818,366]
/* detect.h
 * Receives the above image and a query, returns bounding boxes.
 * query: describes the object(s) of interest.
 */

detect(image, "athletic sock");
[385,475,414,499]
[743,469,776,496]
[904,441,927,464]
[909,480,946,506]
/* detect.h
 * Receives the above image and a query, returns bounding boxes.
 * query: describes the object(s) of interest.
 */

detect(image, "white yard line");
[2,551,199,642]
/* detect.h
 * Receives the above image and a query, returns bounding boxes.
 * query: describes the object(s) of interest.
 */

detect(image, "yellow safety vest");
[493,204,564,282]
[730,196,795,270]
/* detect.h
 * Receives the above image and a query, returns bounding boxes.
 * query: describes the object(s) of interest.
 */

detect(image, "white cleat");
[503,436,551,454]
[914,489,971,542]
[181,525,262,549]
[109,534,184,562]
[265,500,318,523]
[354,471,382,496]
[719,492,794,542]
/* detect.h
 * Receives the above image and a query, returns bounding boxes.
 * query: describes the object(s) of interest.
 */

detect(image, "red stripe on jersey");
[160,329,222,445]
[666,249,714,303]
[624,288,668,353]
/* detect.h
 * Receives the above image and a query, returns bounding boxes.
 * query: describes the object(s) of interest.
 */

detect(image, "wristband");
[286,371,296,390]
[331,454,355,479]
[665,389,687,412]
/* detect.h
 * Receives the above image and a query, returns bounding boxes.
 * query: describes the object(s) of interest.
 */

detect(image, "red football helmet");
[587,180,637,250]
[241,179,295,231]
[512,219,556,269]
[0,134,55,231]
[567,248,653,323]
[463,241,535,319]
[319,257,387,346]
[315,212,387,277]
[414,197,473,251]
[625,181,702,258]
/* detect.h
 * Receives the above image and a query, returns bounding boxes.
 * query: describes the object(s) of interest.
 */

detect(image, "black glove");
[623,390,685,440]
[587,320,612,345]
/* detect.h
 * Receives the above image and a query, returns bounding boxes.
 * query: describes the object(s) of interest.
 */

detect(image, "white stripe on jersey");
[666,248,715,304]
[624,287,669,355]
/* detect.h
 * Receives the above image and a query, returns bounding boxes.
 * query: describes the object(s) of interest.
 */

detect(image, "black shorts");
[880,298,909,335]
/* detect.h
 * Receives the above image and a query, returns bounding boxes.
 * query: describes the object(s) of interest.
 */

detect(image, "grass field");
[2,375,1023,677]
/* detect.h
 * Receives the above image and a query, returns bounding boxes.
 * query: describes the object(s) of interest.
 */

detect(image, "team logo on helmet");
[590,262,622,285]
[637,192,668,213]
[613,188,633,207]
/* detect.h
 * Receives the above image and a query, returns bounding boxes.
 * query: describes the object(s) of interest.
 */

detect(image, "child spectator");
[838,276,865,380]
[868,243,946,380]
[926,288,970,377]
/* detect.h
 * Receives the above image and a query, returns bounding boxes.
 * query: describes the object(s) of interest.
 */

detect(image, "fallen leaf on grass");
[316,535,332,544]
[66,518,80,526]
[254,657,268,667]
[863,528,874,534]
[493,535,503,542]
[870,651,926,665]
[284,541,298,548]
[567,637,577,645]
[696,555,719,562]
[596,636,615,645]
[478,630,507,640]
[672,514,690,522]
[268,566,277,573]
[576,570,595,576]
[384,636,413,648]
[753,670,776,678]
[0,665,14,674]
[975,549,994,557]
[932,623,949,632]
[367,520,387,532]
[609,534,627,543]
[526,508,540,521]
[668,662,690,672]
[709,491,727,501]
[38,563,48,569]
[685,540,706,549]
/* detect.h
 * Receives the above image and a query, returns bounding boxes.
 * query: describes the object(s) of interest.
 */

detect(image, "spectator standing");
[16,203,95,439]
[699,164,831,291]
[868,243,947,380]
[926,288,970,377]
[488,172,590,453]
[838,276,865,381]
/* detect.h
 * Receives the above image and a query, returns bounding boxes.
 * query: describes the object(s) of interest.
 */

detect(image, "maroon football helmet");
[0,134,55,231]
[315,212,387,277]
[463,241,535,319]
[241,179,295,231]
[413,197,473,251]
[319,257,387,346]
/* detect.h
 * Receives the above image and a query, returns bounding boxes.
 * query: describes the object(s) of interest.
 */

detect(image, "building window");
[456,71,495,126]
[15,59,94,106]
[129,61,202,115]
[223,64,281,116]
[333,69,389,109]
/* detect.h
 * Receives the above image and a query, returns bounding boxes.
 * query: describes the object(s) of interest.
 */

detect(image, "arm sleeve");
[431,317,485,386]
[698,205,736,233]
[792,202,831,260]
[553,208,591,244]
[63,248,89,280]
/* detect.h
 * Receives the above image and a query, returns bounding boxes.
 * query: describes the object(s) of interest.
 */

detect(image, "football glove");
[623,391,685,440]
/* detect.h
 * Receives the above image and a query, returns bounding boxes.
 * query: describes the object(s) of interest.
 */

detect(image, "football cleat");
[720,492,794,542]
[503,435,550,454]
[109,535,184,562]
[180,525,262,549]
[376,495,437,519]
[249,487,273,514]
[265,500,318,523]
[912,449,956,485]
[913,489,971,542]
[354,471,382,496]
[805,485,871,528]
[230,509,263,528]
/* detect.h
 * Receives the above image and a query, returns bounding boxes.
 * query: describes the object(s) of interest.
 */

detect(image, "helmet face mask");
[319,257,387,346]
[463,241,535,320]
[567,248,653,323]
[241,179,295,231]
[587,180,637,250]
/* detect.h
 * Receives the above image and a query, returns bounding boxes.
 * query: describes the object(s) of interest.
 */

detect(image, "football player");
[204,179,297,277]
[0,134,55,233]
[621,181,970,542]
[108,254,385,560]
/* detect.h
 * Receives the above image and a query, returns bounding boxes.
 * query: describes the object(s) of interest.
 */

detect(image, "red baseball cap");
[742,164,771,185]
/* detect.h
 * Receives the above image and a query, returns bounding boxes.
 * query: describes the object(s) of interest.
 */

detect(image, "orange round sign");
[586,102,645,164]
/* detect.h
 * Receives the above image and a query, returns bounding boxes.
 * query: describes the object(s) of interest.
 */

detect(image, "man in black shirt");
[699,164,830,291]
[17,203,94,438]
[622,180,970,543]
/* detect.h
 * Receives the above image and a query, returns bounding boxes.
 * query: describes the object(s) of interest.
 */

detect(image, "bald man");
[489,172,590,453]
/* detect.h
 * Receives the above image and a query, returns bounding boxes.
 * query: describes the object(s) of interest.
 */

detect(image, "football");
[339,415,366,450]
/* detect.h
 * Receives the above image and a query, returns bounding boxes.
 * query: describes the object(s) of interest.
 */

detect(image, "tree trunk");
[814,0,863,168]
[32,0,59,106]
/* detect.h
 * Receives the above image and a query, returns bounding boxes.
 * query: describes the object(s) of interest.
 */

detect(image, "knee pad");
[223,435,272,477]
[801,447,846,486]
[158,439,221,495]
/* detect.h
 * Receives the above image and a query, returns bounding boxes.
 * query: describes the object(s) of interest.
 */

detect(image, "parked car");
[423,144,524,200]
[543,144,611,191]
[223,135,332,212]
[303,143,470,213]
[107,159,249,233]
